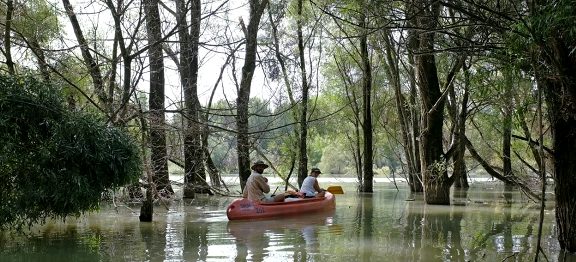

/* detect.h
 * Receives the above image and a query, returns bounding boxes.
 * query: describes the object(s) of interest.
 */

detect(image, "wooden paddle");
[326,185,344,194]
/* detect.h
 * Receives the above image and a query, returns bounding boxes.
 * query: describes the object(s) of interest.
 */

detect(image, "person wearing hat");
[243,160,288,202]
[299,167,326,198]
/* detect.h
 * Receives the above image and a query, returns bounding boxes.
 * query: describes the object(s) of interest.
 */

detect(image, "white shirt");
[300,176,318,197]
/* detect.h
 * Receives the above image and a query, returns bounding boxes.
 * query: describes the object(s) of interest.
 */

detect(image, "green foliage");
[50,54,94,107]
[504,0,576,71]
[530,0,576,42]
[11,0,61,44]
[0,75,141,231]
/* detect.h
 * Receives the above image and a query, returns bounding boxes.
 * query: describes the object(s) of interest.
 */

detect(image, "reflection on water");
[1,182,574,261]
[227,211,335,261]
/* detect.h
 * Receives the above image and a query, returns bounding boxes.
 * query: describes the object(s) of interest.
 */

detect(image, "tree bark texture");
[405,2,423,193]
[545,78,576,252]
[236,0,269,190]
[360,10,373,193]
[543,77,576,252]
[452,66,469,189]
[144,0,172,194]
[201,110,221,188]
[412,0,450,204]
[176,0,207,198]
[296,0,309,187]
[530,0,576,251]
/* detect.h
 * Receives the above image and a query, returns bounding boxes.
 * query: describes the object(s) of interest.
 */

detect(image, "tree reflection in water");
[2,183,574,261]
[139,217,168,261]
[354,193,374,261]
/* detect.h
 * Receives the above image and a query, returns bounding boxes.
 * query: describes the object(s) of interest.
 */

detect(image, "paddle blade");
[326,186,344,194]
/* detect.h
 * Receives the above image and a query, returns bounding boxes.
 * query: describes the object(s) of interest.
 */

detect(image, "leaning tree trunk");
[62,0,108,111]
[296,0,309,186]
[236,0,269,190]
[29,39,50,82]
[144,0,172,194]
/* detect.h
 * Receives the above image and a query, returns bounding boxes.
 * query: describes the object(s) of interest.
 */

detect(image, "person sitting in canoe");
[243,160,292,202]
[299,167,326,198]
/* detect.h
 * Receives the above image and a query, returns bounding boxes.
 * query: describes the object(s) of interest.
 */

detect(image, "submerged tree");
[174,0,208,198]
[144,0,171,198]
[526,0,576,253]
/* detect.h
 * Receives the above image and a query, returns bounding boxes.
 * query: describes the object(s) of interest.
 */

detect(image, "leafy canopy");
[0,75,141,231]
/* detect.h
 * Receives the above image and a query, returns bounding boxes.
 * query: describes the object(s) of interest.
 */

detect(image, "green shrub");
[0,75,141,231]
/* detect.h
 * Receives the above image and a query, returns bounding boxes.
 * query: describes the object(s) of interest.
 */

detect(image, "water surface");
[1,182,572,261]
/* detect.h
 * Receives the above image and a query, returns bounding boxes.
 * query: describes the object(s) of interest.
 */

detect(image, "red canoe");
[226,192,336,220]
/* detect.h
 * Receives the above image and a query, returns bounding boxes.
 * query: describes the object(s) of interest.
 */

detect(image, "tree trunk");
[354,118,363,190]
[360,10,373,193]
[502,69,513,182]
[452,66,470,189]
[139,184,153,222]
[144,0,172,194]
[176,0,207,198]
[405,3,423,193]
[103,0,135,124]
[296,0,309,187]
[203,143,221,187]
[62,0,107,110]
[236,0,269,190]
[544,77,576,252]
[529,0,576,250]
[138,106,153,221]
[412,0,450,205]
[409,63,422,192]
[201,115,221,188]
[4,0,14,75]
[29,39,50,82]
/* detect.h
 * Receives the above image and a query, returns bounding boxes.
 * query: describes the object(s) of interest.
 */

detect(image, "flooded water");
[1,181,574,261]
